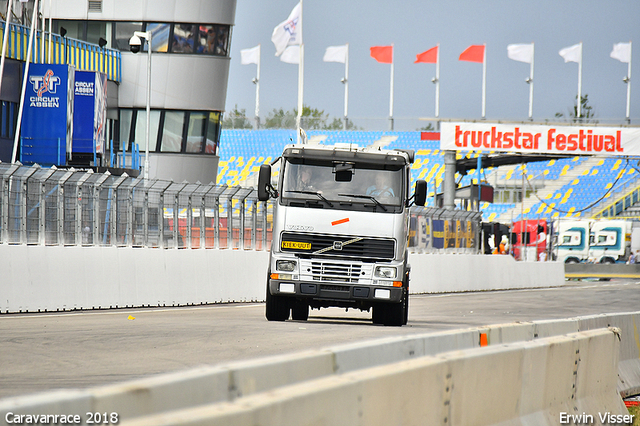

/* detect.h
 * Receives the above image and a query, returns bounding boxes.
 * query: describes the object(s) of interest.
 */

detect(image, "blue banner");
[21,64,74,166]
[73,71,107,157]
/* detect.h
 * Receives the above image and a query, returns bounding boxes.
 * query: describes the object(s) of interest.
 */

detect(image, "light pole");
[129,31,152,180]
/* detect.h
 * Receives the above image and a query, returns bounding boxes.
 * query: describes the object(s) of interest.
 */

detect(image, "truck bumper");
[268,279,404,304]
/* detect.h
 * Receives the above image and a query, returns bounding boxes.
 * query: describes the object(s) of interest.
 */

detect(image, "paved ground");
[1,278,639,399]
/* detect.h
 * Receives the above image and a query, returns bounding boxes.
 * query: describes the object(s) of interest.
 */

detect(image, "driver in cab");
[366,173,395,197]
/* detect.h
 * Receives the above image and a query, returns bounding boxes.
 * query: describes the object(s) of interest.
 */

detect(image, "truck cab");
[258,143,426,326]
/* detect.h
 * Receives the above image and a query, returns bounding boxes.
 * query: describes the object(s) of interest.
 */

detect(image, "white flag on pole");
[559,43,582,63]
[271,2,301,57]
[610,42,631,63]
[323,45,348,63]
[240,45,260,65]
[507,43,533,64]
[280,45,299,64]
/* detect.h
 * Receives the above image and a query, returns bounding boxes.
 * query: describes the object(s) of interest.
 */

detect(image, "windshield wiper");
[285,190,334,207]
[338,193,387,211]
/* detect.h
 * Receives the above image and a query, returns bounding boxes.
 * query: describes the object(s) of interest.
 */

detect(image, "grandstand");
[218,129,640,223]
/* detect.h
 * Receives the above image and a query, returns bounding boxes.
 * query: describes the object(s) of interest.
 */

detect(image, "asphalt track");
[1,278,640,399]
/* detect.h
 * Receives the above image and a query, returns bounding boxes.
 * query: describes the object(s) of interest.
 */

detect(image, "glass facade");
[55,20,231,57]
[120,109,219,155]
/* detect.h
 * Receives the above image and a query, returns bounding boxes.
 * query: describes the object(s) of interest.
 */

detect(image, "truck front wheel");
[373,288,407,327]
[265,274,290,321]
[291,300,309,321]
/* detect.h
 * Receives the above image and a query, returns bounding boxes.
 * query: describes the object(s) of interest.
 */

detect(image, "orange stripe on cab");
[331,218,349,226]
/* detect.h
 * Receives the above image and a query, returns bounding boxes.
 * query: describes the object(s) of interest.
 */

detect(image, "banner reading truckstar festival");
[440,122,640,156]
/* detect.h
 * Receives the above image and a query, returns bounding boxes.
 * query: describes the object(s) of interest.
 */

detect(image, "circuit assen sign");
[440,122,640,156]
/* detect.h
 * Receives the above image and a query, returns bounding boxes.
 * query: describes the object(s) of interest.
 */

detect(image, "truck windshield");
[281,160,403,210]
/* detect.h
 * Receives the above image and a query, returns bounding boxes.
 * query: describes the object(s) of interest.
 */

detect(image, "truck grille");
[310,262,362,283]
[281,232,395,260]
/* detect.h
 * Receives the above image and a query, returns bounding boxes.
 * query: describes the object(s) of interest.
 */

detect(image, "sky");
[225,0,640,131]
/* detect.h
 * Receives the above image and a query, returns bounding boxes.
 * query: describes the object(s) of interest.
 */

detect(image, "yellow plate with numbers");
[282,241,311,250]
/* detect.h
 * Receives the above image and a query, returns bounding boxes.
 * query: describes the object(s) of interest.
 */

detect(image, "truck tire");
[265,272,290,321]
[291,300,309,321]
[372,304,385,325]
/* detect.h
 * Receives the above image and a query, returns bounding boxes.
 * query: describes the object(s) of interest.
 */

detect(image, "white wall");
[0,246,564,313]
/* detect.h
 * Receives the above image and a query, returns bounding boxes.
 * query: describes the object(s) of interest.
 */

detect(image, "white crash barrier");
[0,246,564,313]
[119,329,627,426]
[1,313,638,426]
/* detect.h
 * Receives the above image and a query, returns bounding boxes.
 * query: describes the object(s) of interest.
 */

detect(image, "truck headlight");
[276,260,297,272]
[374,266,397,279]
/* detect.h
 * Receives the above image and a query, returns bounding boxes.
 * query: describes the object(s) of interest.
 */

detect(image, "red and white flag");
[415,46,438,64]
[610,42,631,63]
[459,45,485,63]
[370,45,393,64]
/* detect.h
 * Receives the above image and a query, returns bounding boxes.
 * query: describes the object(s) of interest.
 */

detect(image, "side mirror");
[257,164,272,201]
[414,180,427,206]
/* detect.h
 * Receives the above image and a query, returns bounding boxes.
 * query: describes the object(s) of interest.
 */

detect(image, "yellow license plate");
[282,241,311,250]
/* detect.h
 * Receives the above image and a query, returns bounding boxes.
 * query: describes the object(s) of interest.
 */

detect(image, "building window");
[133,109,161,152]
[206,112,220,154]
[160,111,185,152]
[118,108,220,155]
[114,22,143,50]
[144,23,170,53]
[172,24,196,53]
[119,110,133,151]
[196,25,229,56]
[185,112,206,153]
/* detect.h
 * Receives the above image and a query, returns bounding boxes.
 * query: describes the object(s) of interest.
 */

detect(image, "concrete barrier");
[577,312,640,398]
[118,329,626,426]
[1,246,565,313]
[2,313,637,426]
[565,263,640,279]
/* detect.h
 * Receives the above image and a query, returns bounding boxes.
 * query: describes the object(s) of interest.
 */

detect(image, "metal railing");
[0,20,122,82]
[1,163,484,253]
[0,163,271,250]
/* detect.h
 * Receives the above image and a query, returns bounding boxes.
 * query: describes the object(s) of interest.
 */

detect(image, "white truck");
[257,143,427,326]
[556,219,638,263]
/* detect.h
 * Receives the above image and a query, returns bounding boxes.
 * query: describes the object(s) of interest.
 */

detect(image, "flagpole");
[296,0,304,143]
[626,40,632,123]
[577,41,583,119]
[435,43,440,119]
[389,43,394,131]
[255,44,261,129]
[528,42,534,120]
[481,43,486,119]
[12,0,40,163]
[0,0,13,96]
[344,43,349,130]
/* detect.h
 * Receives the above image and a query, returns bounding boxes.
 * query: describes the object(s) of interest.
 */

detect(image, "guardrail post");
[173,182,188,249]
[156,181,172,249]
[74,170,93,246]
[226,187,241,249]
[56,170,73,246]
[38,168,56,245]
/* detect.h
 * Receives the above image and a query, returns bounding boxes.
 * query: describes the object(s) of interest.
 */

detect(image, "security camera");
[129,35,142,53]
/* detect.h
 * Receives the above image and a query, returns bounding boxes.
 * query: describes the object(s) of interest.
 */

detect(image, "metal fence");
[0,163,271,250]
[1,163,484,253]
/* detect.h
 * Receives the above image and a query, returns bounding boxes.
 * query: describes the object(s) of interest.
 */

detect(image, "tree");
[265,105,361,130]
[555,94,597,124]
[222,105,253,129]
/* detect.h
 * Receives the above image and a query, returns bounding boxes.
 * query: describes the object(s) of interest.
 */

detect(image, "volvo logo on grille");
[333,241,343,250]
